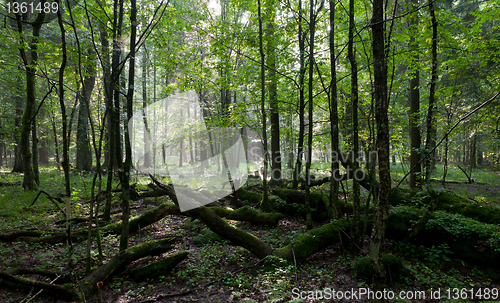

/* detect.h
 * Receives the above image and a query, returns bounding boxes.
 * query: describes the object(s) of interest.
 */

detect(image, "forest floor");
[0,164,499,302]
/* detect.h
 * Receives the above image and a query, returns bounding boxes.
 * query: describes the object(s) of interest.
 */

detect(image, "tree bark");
[348,0,361,248]
[266,15,282,185]
[408,0,422,189]
[328,0,340,220]
[257,0,270,212]
[12,94,24,173]
[424,0,438,185]
[142,47,152,168]
[56,1,70,198]
[15,7,46,190]
[369,0,391,291]
[292,0,306,189]
[76,56,96,171]
[120,0,137,252]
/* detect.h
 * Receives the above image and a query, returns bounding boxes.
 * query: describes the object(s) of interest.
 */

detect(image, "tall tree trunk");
[425,0,438,185]
[120,0,137,252]
[76,57,96,171]
[304,0,319,230]
[142,48,152,168]
[101,28,112,170]
[257,0,270,212]
[266,16,281,185]
[56,0,70,198]
[369,0,391,291]
[328,0,339,220]
[408,0,421,189]
[102,24,114,221]
[348,0,360,248]
[292,0,306,189]
[16,8,46,189]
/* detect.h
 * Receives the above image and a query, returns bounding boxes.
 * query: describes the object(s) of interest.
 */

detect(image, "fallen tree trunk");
[0,271,75,300]
[208,205,284,226]
[274,219,350,263]
[129,251,189,281]
[299,172,374,192]
[80,238,175,297]
[390,188,500,224]
[0,239,177,300]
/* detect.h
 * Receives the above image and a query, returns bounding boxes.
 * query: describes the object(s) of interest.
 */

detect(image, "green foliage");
[389,205,500,266]
[352,253,404,284]
[395,242,453,265]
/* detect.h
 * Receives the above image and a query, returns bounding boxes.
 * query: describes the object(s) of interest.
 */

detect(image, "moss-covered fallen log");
[0,271,75,300]
[80,238,175,297]
[101,203,182,234]
[186,206,274,259]
[274,219,350,263]
[0,230,47,242]
[0,238,176,300]
[3,202,184,244]
[236,188,264,204]
[390,188,500,224]
[208,205,284,226]
[129,251,188,281]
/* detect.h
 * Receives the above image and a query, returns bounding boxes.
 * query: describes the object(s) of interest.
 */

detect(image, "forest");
[0,0,500,302]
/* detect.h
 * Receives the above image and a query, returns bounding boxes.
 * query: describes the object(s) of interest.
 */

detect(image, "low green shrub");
[352,253,404,284]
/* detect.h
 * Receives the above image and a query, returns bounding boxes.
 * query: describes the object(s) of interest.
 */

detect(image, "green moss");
[435,191,500,224]
[193,228,226,245]
[237,188,263,204]
[129,251,188,281]
[390,188,500,225]
[271,189,328,221]
[274,219,348,263]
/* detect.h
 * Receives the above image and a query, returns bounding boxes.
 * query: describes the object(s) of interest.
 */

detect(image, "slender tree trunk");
[120,0,136,252]
[142,48,152,168]
[12,95,24,173]
[51,115,60,166]
[39,108,49,165]
[76,57,96,171]
[31,100,39,184]
[425,0,438,184]
[408,0,421,189]
[328,0,339,220]
[292,0,306,189]
[56,0,70,197]
[257,0,270,212]
[266,17,281,185]
[304,0,318,230]
[15,9,45,189]
[101,23,114,221]
[348,0,360,248]
[369,0,391,291]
